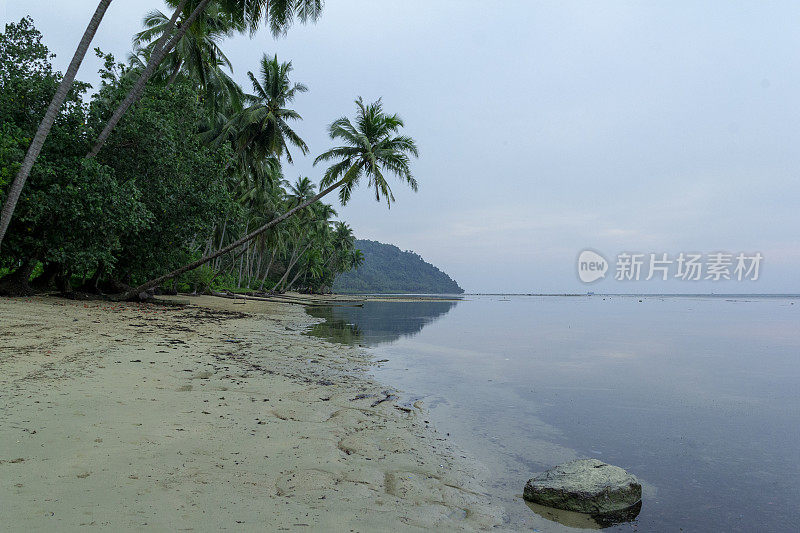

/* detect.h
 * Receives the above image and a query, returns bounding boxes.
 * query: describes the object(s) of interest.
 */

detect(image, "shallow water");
[306,295,800,531]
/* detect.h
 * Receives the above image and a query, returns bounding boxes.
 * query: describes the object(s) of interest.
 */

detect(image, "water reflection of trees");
[306,301,458,346]
[307,316,363,345]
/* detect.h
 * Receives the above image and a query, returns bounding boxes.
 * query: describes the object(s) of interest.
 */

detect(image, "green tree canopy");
[315,97,419,206]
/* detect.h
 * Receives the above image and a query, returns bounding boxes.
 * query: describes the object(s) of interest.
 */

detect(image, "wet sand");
[0,295,504,531]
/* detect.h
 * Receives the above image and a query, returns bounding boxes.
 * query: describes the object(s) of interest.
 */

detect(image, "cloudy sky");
[5,1,799,293]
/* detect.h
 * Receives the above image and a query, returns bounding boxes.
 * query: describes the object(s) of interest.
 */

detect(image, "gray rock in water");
[523,459,642,516]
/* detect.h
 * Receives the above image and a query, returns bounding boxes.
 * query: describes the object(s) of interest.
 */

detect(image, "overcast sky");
[5,1,799,293]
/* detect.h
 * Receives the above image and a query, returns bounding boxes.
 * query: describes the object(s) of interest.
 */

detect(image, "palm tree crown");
[216,0,324,37]
[132,4,243,113]
[223,54,308,165]
[133,3,239,80]
[314,97,419,206]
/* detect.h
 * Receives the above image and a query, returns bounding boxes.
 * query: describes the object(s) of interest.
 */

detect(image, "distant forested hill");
[333,240,464,294]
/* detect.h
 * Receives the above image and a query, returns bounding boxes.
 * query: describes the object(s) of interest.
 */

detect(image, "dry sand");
[0,295,505,531]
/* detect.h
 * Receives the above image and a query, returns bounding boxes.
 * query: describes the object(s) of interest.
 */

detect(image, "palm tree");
[297,221,360,293]
[136,4,236,81]
[224,54,309,166]
[350,248,365,270]
[276,196,337,292]
[258,217,291,290]
[233,159,284,286]
[314,97,419,206]
[225,0,323,37]
[116,97,418,300]
[288,176,317,203]
[87,0,323,158]
[0,0,324,248]
[0,0,113,248]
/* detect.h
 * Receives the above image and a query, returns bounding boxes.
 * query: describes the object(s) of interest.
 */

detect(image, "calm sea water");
[306,295,800,531]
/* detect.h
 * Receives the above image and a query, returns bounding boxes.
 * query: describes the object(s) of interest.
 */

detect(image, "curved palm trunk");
[0,0,113,249]
[115,176,348,300]
[87,0,205,158]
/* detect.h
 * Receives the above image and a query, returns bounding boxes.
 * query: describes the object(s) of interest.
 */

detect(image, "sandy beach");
[0,295,504,531]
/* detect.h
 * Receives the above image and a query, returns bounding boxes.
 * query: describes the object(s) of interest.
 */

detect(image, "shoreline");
[0,295,505,530]
[209,292,465,305]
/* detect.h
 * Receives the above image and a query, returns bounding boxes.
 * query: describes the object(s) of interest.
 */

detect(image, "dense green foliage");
[333,240,463,294]
[89,53,233,283]
[0,18,148,285]
[0,18,359,295]
[1,9,417,297]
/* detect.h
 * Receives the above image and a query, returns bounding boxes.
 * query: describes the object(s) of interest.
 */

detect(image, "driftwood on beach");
[211,291,364,308]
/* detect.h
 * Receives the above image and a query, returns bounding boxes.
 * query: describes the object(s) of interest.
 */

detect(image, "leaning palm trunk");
[166,59,183,85]
[271,249,300,293]
[115,177,349,300]
[0,0,113,249]
[272,242,312,292]
[285,267,306,292]
[250,247,263,287]
[145,0,187,66]
[87,0,207,158]
[213,216,228,271]
[248,242,257,286]
[259,249,278,291]
[322,251,337,269]
[236,221,250,286]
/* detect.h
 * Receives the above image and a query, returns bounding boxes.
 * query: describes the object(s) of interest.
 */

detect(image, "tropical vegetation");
[0,6,419,298]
